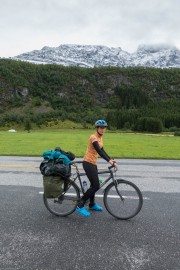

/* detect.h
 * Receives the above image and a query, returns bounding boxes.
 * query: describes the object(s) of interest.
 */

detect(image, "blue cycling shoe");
[89,203,103,211]
[76,207,91,217]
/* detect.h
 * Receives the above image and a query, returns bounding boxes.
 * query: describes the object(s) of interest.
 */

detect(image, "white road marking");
[38,191,149,200]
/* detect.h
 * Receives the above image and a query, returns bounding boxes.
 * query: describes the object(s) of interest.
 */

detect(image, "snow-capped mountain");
[131,45,180,68]
[14,44,180,68]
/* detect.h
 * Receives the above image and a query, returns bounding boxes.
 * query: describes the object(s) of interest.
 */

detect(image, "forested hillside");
[0,59,180,132]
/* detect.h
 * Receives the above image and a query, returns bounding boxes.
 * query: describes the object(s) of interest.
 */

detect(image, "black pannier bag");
[40,158,71,178]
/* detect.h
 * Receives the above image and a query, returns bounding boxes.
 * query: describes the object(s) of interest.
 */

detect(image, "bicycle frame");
[44,161,143,219]
[71,161,117,195]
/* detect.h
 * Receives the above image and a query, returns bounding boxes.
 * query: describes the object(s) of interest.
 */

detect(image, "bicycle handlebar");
[71,160,117,172]
[108,165,118,172]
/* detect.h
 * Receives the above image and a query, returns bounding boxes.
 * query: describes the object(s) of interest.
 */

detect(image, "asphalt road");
[0,157,180,270]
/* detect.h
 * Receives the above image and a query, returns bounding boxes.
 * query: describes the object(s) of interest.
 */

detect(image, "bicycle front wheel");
[104,179,143,220]
[43,180,80,216]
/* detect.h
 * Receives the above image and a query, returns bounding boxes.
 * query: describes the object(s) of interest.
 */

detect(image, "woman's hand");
[109,159,117,167]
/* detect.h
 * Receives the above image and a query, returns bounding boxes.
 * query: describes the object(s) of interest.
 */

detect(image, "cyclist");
[76,119,117,217]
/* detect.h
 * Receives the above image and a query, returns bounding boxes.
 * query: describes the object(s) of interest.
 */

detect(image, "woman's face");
[97,126,106,135]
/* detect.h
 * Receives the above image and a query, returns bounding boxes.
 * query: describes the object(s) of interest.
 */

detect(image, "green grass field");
[0,129,180,159]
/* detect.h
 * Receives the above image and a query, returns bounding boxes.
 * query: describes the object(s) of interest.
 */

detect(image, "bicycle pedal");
[54,198,63,204]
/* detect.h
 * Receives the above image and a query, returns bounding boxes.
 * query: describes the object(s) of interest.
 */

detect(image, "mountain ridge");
[14,44,180,68]
[0,57,180,131]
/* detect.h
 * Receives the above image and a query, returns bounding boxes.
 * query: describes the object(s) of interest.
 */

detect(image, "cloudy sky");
[0,0,179,57]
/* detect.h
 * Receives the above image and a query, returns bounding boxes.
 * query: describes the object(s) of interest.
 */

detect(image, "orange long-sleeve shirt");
[83,132,103,165]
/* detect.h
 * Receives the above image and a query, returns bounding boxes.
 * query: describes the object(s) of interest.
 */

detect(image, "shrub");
[145,117,163,133]
[169,126,178,132]
[174,131,180,136]
[135,117,163,133]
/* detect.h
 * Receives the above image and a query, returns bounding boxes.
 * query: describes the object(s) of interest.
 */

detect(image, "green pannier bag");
[43,175,64,198]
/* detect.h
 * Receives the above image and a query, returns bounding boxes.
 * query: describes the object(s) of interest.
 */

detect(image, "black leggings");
[81,161,100,206]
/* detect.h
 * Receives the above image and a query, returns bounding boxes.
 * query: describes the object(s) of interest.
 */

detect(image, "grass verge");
[0,129,179,159]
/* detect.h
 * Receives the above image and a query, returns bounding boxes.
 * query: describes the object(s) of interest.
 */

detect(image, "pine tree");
[24,118,32,133]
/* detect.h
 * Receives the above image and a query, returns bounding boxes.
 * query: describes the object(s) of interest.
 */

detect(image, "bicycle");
[43,161,143,220]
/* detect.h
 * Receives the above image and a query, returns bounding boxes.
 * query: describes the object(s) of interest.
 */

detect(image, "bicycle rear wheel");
[104,179,143,220]
[43,180,80,216]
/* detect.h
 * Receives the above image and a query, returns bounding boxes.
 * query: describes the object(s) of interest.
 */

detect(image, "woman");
[76,119,117,217]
